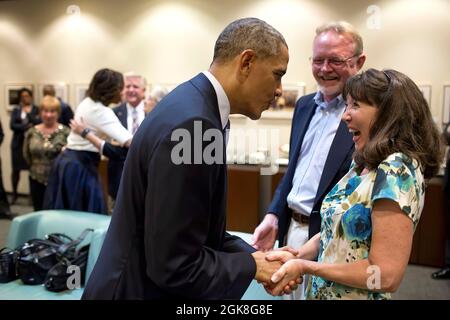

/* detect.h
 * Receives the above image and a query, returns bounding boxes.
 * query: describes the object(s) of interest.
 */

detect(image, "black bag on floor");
[44,243,90,292]
[17,229,92,286]
[0,247,18,283]
[16,234,72,285]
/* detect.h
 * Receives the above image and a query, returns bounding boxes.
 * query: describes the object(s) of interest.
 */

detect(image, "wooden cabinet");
[226,165,260,233]
[409,177,448,267]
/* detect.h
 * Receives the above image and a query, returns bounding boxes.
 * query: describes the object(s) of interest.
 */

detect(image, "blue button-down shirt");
[286,92,346,216]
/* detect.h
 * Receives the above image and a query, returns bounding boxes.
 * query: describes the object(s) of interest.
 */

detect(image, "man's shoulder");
[296,92,317,107]
[113,103,126,112]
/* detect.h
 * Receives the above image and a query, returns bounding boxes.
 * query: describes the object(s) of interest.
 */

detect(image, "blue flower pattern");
[306,153,424,300]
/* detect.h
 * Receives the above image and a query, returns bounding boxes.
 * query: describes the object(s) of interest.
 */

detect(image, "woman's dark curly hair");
[343,68,445,179]
[87,68,124,106]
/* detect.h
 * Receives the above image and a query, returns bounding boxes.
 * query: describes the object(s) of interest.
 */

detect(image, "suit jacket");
[268,93,354,244]
[57,98,74,127]
[9,105,41,150]
[106,103,128,199]
[82,73,256,300]
[10,105,41,171]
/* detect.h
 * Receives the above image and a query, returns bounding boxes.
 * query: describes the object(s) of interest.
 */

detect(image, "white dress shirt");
[126,101,145,135]
[286,92,346,216]
[202,70,230,130]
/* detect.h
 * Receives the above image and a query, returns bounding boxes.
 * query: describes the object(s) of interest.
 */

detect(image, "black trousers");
[0,158,10,214]
[29,177,46,211]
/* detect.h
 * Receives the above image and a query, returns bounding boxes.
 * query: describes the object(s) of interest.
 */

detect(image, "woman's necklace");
[38,124,59,149]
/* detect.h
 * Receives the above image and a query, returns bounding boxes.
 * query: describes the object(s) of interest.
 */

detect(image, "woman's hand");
[267,259,307,296]
[70,118,87,135]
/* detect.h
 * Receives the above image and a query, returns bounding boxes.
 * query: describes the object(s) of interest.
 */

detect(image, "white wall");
[0,0,449,193]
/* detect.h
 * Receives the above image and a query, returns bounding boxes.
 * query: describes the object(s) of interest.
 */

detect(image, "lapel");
[115,104,128,129]
[285,97,317,182]
[314,120,354,203]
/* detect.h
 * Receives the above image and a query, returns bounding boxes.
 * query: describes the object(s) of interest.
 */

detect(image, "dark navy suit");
[57,98,74,127]
[268,93,354,243]
[82,73,256,299]
[107,103,128,199]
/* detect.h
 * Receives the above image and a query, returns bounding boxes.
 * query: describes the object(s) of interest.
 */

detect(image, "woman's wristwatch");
[81,128,91,138]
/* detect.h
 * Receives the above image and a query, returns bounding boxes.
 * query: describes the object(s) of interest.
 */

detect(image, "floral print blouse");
[23,125,70,185]
[305,153,425,300]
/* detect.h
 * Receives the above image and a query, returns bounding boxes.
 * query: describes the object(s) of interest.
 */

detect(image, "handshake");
[251,247,307,296]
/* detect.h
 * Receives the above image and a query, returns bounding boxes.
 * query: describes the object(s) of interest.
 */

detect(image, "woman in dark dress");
[9,88,41,204]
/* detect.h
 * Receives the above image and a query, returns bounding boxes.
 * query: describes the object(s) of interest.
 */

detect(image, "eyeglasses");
[310,54,359,68]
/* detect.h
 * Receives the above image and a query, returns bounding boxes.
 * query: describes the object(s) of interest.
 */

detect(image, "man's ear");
[238,49,256,76]
[356,53,366,70]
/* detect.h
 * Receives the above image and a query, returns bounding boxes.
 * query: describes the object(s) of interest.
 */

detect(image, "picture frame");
[443,85,450,125]
[270,83,306,111]
[74,83,89,109]
[418,85,432,108]
[4,83,34,112]
[37,82,69,105]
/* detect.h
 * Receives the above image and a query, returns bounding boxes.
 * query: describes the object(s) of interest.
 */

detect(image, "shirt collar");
[126,101,144,113]
[202,70,230,130]
[313,91,345,111]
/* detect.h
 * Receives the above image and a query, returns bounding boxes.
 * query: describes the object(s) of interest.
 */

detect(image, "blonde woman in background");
[23,96,69,211]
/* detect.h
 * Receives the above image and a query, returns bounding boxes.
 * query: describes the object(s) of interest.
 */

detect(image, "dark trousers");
[0,158,10,214]
[29,177,46,211]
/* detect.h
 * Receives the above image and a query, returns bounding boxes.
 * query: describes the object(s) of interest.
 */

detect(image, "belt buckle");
[293,211,308,224]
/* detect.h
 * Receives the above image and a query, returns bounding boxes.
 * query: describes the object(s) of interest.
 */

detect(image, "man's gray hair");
[213,17,287,63]
[42,84,56,96]
[124,72,147,88]
[148,86,169,104]
[315,21,363,55]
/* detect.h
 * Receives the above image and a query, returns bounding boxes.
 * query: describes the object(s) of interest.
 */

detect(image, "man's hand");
[70,117,87,135]
[252,251,282,283]
[266,248,298,263]
[251,214,278,251]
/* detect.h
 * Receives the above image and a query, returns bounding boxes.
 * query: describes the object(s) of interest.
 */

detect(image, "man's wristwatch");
[81,128,91,138]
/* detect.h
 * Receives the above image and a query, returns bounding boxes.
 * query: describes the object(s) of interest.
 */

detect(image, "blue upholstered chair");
[0,211,280,300]
[0,210,111,300]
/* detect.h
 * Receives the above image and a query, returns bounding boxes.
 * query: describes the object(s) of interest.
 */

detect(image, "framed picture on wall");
[418,85,432,108]
[270,83,306,111]
[443,85,450,125]
[4,83,34,112]
[74,83,89,109]
[37,83,69,104]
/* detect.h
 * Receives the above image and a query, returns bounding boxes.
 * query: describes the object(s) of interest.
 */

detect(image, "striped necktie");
[132,108,139,135]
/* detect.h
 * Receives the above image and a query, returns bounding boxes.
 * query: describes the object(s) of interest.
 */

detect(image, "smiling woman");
[23,96,70,211]
[265,68,445,300]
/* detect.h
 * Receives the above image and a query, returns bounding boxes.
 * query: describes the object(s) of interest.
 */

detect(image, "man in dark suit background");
[82,17,292,299]
[252,21,366,299]
[0,119,13,219]
[108,73,147,210]
[42,85,73,126]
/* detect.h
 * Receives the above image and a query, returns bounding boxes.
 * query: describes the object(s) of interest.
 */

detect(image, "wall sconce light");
[66,5,81,16]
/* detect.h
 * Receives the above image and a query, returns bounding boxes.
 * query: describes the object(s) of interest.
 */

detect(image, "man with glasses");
[252,21,366,299]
